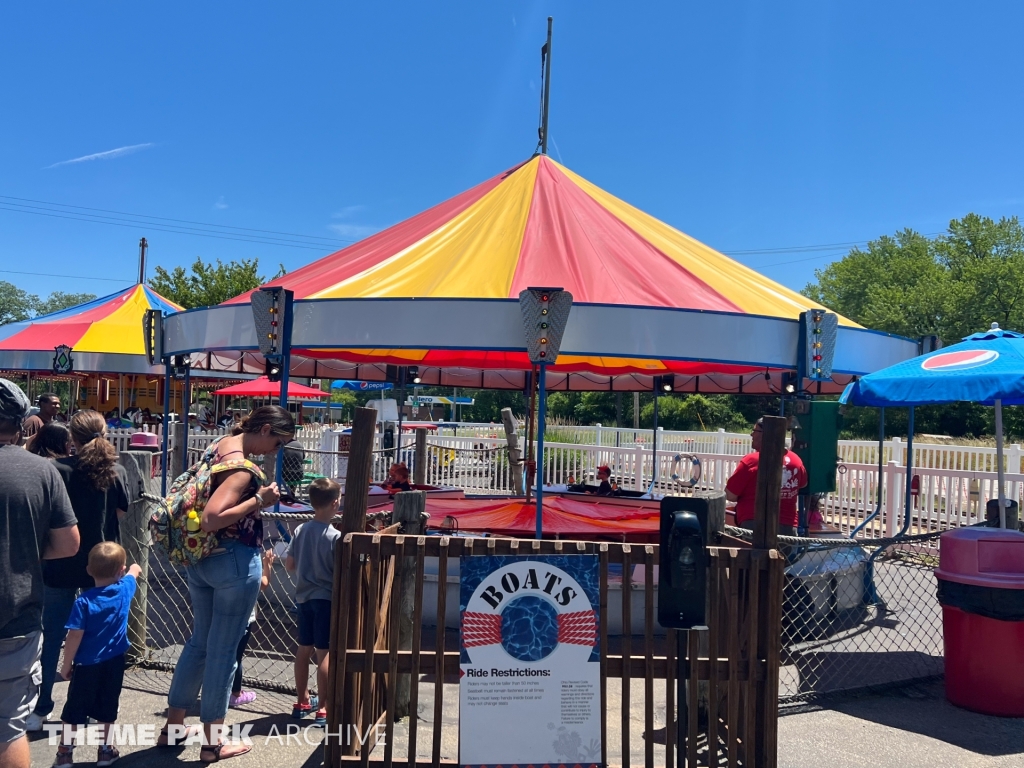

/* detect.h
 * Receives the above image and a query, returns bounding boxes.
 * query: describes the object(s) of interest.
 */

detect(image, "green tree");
[804,229,946,338]
[150,258,286,309]
[0,281,38,325]
[36,291,97,315]
[639,394,750,432]
[935,214,1024,339]
[805,214,1024,439]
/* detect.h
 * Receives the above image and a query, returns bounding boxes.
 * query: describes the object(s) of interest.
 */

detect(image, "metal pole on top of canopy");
[539,17,553,155]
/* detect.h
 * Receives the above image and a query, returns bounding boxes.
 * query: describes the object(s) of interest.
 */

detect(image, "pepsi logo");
[921,349,999,371]
[359,381,368,390]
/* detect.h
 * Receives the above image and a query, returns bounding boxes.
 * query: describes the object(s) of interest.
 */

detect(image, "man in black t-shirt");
[0,380,78,768]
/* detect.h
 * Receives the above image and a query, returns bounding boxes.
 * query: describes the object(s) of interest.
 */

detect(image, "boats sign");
[459,555,601,768]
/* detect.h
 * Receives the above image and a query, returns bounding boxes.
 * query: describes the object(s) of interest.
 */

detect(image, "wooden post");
[501,407,525,495]
[118,451,153,664]
[413,428,427,486]
[750,414,786,767]
[752,415,787,549]
[341,407,377,533]
[392,490,427,718]
[332,405,377,759]
[169,421,185,481]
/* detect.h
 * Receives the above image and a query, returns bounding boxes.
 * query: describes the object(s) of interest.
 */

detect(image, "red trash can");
[935,527,1024,716]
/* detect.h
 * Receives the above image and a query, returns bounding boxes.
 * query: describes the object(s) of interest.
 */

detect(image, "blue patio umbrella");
[841,323,1023,528]
[331,379,394,391]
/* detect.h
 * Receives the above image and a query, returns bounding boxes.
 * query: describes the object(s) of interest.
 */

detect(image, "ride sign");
[459,555,602,768]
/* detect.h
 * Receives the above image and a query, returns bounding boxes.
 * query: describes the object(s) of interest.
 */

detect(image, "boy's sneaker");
[229,690,257,708]
[52,747,74,768]
[291,695,319,719]
[96,745,120,767]
[313,708,327,727]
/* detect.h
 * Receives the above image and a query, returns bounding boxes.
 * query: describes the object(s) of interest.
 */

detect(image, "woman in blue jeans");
[160,406,294,763]
[30,411,129,731]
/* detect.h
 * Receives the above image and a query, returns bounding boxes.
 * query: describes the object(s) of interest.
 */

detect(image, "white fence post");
[715,428,726,455]
[595,423,603,448]
[889,436,903,466]
[633,442,646,491]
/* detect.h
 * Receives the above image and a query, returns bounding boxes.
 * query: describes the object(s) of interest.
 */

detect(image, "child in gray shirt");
[285,477,341,725]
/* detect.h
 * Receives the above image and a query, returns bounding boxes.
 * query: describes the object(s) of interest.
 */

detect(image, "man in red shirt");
[725,418,807,537]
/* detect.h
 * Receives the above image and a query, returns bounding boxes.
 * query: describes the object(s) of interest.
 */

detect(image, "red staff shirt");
[726,449,807,528]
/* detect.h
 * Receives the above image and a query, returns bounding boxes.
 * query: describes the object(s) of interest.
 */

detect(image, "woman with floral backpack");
[155,406,294,762]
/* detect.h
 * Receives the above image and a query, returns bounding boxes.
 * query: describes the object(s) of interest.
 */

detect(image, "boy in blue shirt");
[53,542,140,768]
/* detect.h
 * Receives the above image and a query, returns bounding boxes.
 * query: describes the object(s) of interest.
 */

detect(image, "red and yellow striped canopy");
[0,285,182,373]
[231,155,853,376]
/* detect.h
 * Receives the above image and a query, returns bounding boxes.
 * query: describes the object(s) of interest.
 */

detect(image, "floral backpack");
[149,439,266,567]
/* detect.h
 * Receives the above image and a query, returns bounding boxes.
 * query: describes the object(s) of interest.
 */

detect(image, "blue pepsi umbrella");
[331,379,393,391]
[841,323,1020,527]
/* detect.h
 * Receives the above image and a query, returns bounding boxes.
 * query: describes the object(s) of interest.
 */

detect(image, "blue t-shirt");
[64,575,137,666]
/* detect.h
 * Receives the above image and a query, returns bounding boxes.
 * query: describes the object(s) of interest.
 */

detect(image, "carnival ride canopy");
[165,155,919,392]
[0,284,181,375]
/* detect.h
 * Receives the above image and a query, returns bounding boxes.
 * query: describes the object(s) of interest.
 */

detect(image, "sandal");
[200,742,253,764]
[157,724,202,747]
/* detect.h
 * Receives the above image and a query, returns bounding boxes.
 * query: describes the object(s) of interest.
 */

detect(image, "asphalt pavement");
[26,672,1022,767]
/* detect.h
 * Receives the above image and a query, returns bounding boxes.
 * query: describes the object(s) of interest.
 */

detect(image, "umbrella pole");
[995,399,1007,529]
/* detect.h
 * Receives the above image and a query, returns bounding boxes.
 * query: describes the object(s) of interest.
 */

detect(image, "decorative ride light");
[519,287,573,364]
[801,309,839,381]
[251,287,294,383]
[143,308,163,366]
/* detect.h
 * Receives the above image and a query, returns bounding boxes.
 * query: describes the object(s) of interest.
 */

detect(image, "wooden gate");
[324,534,784,768]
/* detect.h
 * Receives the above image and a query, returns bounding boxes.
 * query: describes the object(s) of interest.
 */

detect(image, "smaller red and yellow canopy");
[0,285,182,373]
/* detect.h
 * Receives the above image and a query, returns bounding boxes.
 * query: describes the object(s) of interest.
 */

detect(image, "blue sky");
[2,1,1023,301]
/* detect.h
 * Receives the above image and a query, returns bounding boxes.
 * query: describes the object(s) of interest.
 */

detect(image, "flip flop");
[200,742,253,763]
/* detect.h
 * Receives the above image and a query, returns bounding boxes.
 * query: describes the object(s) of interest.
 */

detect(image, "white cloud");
[46,143,153,169]
[328,222,380,240]
[332,205,367,219]
[214,196,229,210]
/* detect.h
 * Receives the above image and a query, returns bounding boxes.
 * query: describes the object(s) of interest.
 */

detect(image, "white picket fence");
[139,422,1022,537]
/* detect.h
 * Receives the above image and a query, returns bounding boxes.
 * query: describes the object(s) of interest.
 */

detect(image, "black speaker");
[658,493,724,630]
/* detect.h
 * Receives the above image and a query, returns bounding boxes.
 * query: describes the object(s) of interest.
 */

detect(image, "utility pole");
[138,238,148,285]
[539,17,553,155]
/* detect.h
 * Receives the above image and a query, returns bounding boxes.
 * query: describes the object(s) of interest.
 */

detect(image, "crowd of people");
[0,379,344,767]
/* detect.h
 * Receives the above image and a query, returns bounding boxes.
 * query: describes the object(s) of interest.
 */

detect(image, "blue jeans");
[167,540,261,722]
[34,586,78,717]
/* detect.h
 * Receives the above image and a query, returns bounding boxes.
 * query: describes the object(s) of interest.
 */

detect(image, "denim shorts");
[296,600,332,650]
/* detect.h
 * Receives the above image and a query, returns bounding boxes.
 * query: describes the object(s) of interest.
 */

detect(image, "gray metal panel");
[0,351,163,375]
[162,299,920,375]
[559,304,800,367]
[292,299,525,350]
[833,327,919,375]
[164,305,257,353]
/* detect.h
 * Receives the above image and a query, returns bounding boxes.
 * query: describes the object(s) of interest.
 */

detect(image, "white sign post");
[459,555,602,767]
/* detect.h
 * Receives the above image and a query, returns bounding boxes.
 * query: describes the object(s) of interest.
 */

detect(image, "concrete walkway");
[27,672,1022,767]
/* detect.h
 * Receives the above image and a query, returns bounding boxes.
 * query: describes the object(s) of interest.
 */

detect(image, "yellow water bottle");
[186,510,201,532]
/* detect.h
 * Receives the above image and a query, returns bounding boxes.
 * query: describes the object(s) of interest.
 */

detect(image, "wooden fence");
[324,533,785,768]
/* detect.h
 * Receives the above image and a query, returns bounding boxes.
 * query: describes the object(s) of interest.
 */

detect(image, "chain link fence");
[121,499,946,708]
